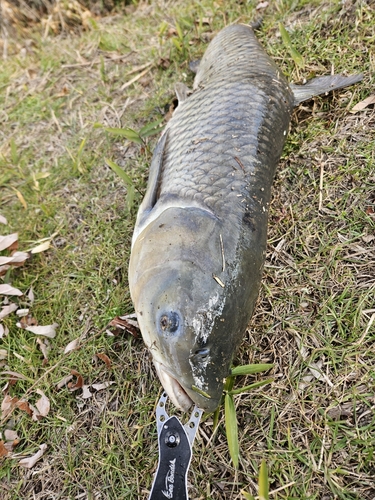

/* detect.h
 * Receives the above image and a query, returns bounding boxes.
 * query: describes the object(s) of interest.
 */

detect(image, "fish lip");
[153,361,194,412]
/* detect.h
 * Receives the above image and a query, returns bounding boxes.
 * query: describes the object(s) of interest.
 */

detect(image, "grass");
[1,0,374,499]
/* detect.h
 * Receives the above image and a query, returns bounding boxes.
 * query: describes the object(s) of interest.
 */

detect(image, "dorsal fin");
[290,73,363,106]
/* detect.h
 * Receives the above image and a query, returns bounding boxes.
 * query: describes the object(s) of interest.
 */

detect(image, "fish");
[128,24,362,413]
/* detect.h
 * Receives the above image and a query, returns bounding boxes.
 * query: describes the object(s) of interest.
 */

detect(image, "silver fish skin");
[128,24,362,412]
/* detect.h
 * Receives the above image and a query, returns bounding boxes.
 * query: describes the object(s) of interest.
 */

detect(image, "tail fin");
[290,73,363,106]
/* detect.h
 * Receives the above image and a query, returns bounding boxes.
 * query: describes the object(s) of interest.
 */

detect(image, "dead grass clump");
[0,0,93,35]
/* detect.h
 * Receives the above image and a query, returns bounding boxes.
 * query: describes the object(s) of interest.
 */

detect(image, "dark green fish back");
[158,24,294,229]
[194,23,286,88]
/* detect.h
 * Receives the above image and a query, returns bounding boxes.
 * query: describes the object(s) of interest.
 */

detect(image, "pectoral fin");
[135,130,168,225]
[175,82,192,104]
[291,73,363,106]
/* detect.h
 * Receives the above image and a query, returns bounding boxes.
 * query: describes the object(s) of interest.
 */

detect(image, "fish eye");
[194,347,210,360]
[158,311,180,335]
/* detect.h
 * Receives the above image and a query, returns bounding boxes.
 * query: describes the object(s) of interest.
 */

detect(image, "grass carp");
[128,24,362,412]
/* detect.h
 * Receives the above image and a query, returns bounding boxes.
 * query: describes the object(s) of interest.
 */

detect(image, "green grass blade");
[158,20,168,38]
[139,118,164,138]
[231,364,273,376]
[279,22,304,68]
[105,158,136,211]
[224,374,235,392]
[171,37,182,52]
[225,393,239,468]
[105,158,133,186]
[229,378,273,396]
[94,123,143,144]
[258,459,269,500]
[10,138,19,165]
[77,138,86,159]
[126,184,136,212]
[240,491,255,500]
[212,405,220,430]
[175,21,183,41]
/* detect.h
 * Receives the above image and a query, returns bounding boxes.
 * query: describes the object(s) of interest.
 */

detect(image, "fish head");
[129,206,238,413]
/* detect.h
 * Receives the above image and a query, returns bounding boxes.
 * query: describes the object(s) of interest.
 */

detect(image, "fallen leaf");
[352,94,375,112]
[20,323,58,338]
[64,338,79,354]
[81,385,93,399]
[1,394,15,419]
[256,1,269,9]
[18,443,47,468]
[27,287,35,304]
[0,251,30,266]
[0,215,7,225]
[68,370,84,391]
[0,429,20,455]
[0,303,18,320]
[16,399,33,416]
[295,336,309,360]
[0,324,8,339]
[1,394,33,419]
[26,231,59,254]
[0,349,7,360]
[158,57,171,69]
[194,16,211,25]
[56,374,73,389]
[3,437,20,452]
[16,308,29,317]
[0,284,23,296]
[13,352,26,363]
[19,315,38,328]
[30,240,51,254]
[36,337,50,363]
[91,381,115,391]
[13,189,27,210]
[109,315,140,338]
[35,389,50,417]
[96,352,111,369]
[167,27,177,37]
[327,402,353,419]
[0,233,18,251]
[298,374,314,391]
[29,404,43,422]
[55,85,69,97]
[1,371,31,382]
[0,265,11,276]
[0,440,8,456]
[308,360,333,387]
[4,429,18,441]
[362,234,375,243]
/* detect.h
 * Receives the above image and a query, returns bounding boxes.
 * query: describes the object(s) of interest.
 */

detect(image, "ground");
[0,0,374,499]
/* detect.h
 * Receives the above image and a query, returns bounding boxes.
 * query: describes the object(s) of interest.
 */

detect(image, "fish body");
[128,24,362,412]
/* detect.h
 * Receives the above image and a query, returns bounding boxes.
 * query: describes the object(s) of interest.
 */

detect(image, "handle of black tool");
[148,416,191,500]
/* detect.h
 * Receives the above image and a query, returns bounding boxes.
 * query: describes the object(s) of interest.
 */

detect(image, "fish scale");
[128,23,362,412]
[159,84,291,221]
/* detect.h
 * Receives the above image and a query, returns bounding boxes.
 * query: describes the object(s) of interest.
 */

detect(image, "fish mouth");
[153,361,194,412]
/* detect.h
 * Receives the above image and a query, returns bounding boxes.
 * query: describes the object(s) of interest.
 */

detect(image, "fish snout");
[153,361,194,412]
[153,359,224,413]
